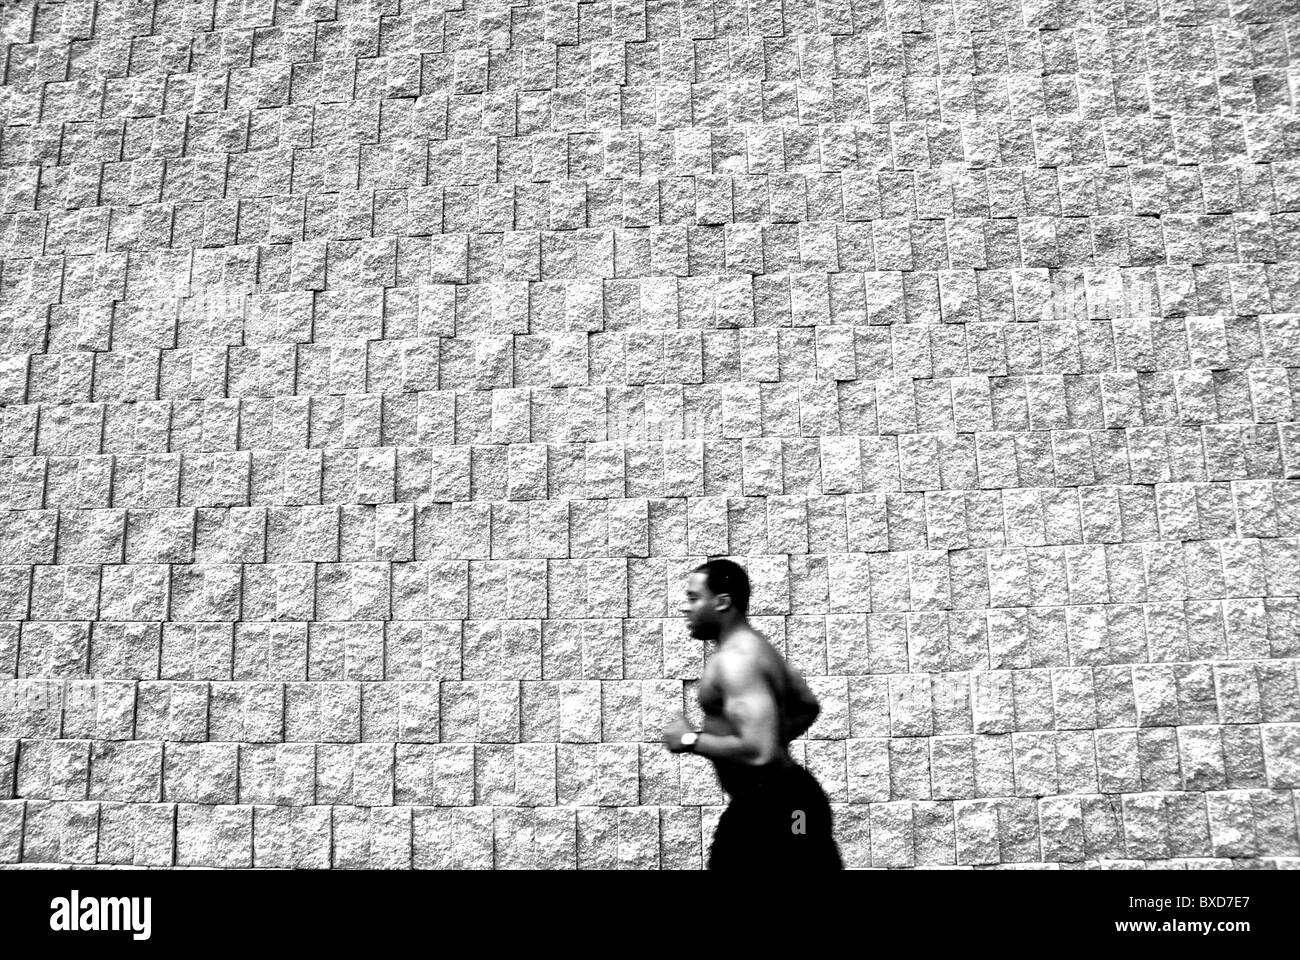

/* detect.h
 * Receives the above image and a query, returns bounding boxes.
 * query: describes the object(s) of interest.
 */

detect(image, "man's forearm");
[692,731,766,764]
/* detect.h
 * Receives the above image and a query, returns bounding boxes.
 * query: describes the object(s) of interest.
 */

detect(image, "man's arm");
[664,652,781,765]
[781,668,821,743]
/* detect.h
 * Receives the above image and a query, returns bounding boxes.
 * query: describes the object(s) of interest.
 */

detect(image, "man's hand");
[662,713,693,753]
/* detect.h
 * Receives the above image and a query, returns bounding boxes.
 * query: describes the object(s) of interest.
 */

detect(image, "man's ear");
[713,592,733,612]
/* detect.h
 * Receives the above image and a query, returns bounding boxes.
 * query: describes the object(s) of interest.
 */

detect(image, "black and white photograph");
[0,0,1295,942]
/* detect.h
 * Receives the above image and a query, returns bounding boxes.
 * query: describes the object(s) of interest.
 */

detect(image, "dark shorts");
[708,760,843,871]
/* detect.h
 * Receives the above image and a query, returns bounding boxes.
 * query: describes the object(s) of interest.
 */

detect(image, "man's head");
[681,559,751,640]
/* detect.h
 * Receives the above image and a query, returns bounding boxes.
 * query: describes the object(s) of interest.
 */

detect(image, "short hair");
[694,559,751,616]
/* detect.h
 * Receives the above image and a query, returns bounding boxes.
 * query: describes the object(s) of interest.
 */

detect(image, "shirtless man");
[662,559,842,870]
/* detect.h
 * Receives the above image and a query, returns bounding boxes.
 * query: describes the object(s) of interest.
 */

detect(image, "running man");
[662,558,843,870]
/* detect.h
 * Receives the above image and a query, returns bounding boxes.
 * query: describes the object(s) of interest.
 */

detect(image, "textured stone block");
[21,800,98,864]
[253,805,331,869]
[176,804,253,868]
[334,806,412,870]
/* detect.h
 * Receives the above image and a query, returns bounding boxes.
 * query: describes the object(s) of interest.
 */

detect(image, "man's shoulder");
[714,629,784,681]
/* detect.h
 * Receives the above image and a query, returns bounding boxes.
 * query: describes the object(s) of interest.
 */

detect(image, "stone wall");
[1,0,1298,867]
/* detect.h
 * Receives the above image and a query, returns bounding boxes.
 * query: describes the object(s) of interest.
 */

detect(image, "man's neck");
[715,619,750,647]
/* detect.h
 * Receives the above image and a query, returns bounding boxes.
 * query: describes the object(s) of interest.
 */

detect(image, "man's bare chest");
[697,667,725,716]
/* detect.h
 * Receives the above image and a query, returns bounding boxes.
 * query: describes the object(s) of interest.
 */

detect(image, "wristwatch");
[679,730,699,752]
